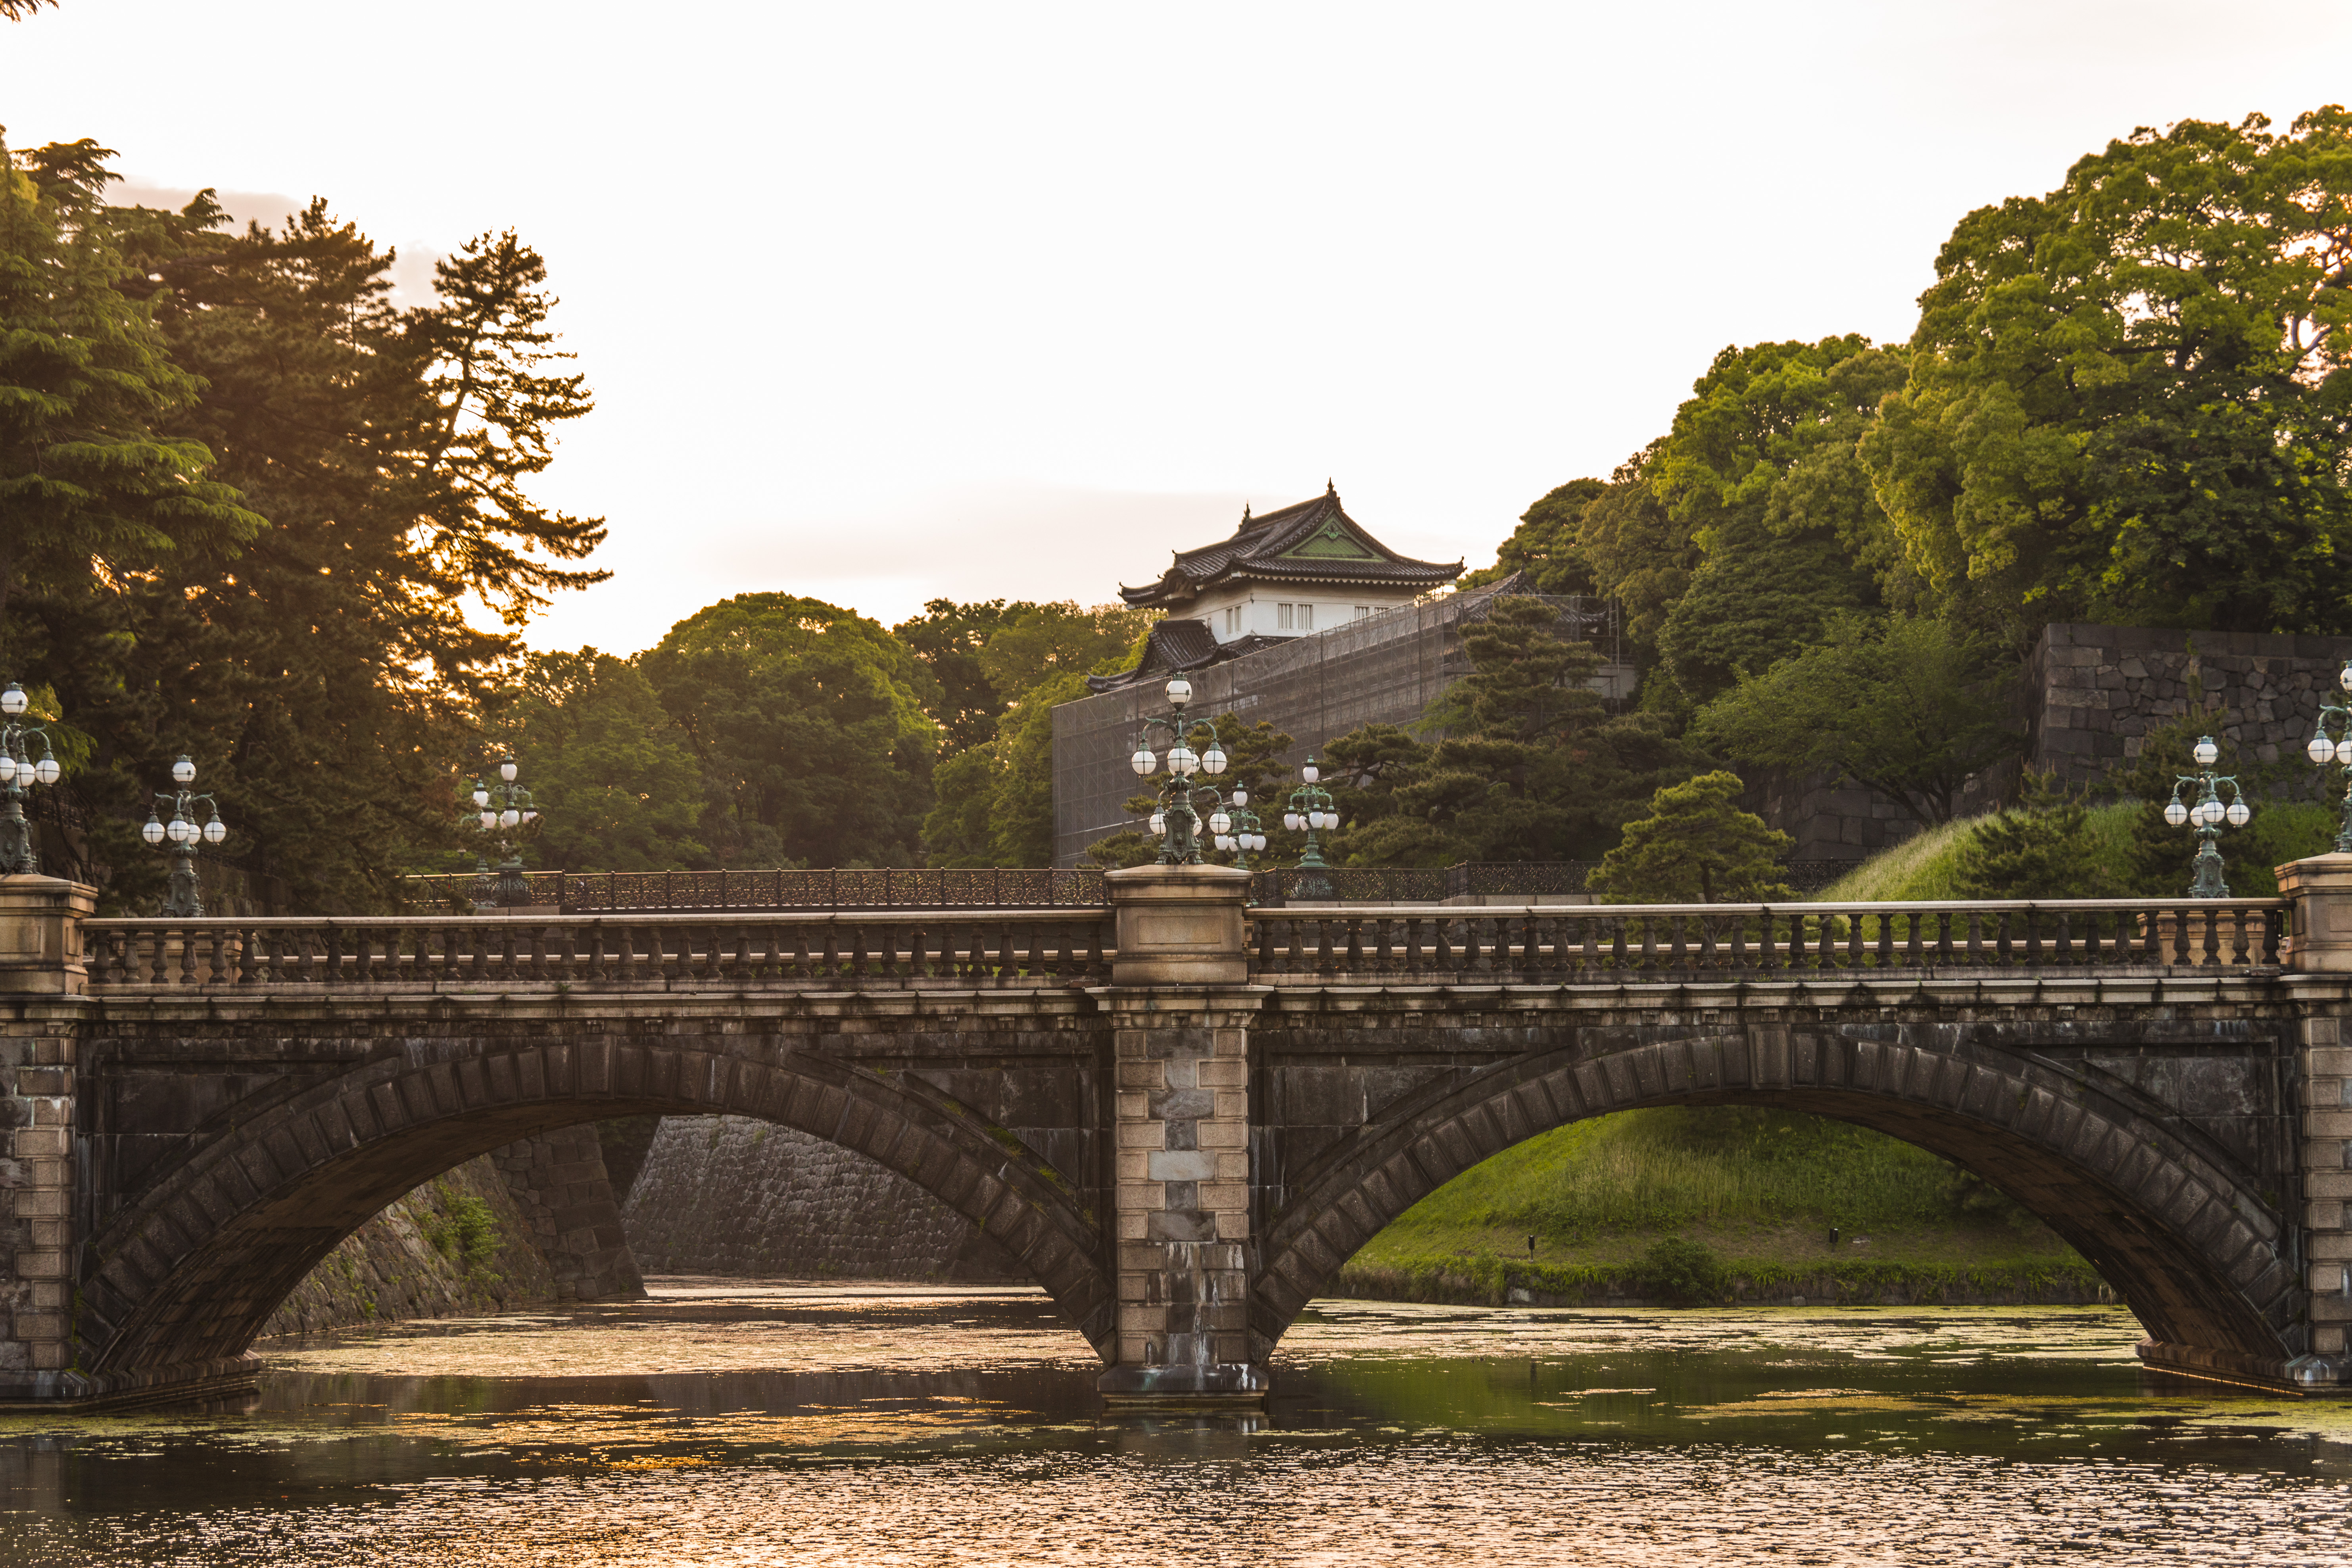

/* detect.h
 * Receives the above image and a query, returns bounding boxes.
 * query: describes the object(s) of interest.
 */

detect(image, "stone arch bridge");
[4,861,2352,1410]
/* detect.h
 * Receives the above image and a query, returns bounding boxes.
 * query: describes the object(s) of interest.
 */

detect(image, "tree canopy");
[1863,108,2352,640]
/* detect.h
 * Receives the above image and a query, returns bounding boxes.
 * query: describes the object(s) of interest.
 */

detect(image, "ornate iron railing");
[397,867,1110,914]
[1244,898,2287,982]
[83,910,1114,990]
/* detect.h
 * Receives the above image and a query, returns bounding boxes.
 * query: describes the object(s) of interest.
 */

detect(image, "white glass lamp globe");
[1252,833,1268,851]
[1201,747,1227,775]
[31,757,58,786]
[0,682,23,717]
[521,810,538,824]
[1214,834,1232,852]
[500,808,520,829]
[2312,732,2336,765]
[1231,788,1248,807]
[171,755,196,784]
[1209,809,1232,836]
[499,759,518,782]
[2340,660,2352,693]
[1284,811,1301,831]
[2225,800,2251,828]
[2193,737,2220,766]
[203,817,227,844]
[141,814,165,845]
[0,755,14,785]
[1164,677,1192,707]
[1300,760,1320,784]
[2164,800,2189,827]
[1168,745,1198,776]
[1148,811,1166,836]
[165,817,188,844]
[479,810,497,830]
[1129,748,1156,777]
[2336,738,2352,767]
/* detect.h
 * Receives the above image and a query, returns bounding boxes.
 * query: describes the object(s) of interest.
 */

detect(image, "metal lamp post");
[2163,735,2251,899]
[1210,788,1268,872]
[2304,659,2352,853]
[0,681,63,875]
[463,752,540,908]
[1281,756,1339,901]
[140,754,228,917]
[1128,677,1246,866]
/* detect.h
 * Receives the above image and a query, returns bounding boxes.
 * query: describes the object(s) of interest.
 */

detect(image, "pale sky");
[11,1,2351,653]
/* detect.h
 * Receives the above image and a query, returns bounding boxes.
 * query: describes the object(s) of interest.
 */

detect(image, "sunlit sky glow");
[12,0,2351,652]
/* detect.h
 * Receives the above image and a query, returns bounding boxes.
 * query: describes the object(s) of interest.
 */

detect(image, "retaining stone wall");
[488,1123,645,1301]
[2033,622,2352,787]
[261,1153,555,1336]
[622,1115,1028,1282]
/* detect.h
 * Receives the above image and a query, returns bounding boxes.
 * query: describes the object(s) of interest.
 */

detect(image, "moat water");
[0,1282,2348,1565]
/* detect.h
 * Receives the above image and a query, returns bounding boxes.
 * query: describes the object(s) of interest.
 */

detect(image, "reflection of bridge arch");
[1251,1024,2298,1386]
[78,1034,1111,1388]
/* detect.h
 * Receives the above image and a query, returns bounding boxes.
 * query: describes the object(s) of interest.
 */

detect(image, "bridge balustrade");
[78,896,2288,990]
[80,910,1116,990]
[1244,897,2287,982]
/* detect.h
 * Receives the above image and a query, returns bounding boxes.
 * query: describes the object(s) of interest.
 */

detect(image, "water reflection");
[0,1282,2346,1564]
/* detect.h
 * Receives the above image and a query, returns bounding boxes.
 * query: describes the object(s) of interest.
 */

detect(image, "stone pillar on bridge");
[1095,864,1269,1409]
[0,877,96,1393]
[2279,854,2352,1382]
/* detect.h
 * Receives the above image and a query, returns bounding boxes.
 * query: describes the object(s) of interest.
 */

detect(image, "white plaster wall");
[1188,585,1422,643]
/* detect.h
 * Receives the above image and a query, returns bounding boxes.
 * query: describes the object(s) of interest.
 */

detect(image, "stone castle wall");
[2032,622,2352,787]
[622,1115,1028,1282]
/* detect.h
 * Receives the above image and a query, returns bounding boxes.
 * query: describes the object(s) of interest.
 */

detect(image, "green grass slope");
[1814,799,2338,903]
[1339,1107,2103,1308]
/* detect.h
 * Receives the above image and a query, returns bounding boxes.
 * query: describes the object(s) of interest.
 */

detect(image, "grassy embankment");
[1336,801,2339,1309]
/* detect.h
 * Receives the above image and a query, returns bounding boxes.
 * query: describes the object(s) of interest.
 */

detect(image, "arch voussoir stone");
[1251,1021,2298,1384]
[77,1031,1112,1384]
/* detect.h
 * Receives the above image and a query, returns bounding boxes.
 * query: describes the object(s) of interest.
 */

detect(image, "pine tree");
[1586,772,1793,904]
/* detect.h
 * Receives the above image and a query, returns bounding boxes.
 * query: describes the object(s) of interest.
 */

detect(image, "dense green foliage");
[639,595,939,868]
[3,136,607,911]
[1864,108,2352,639]
[1692,612,2016,827]
[506,651,706,872]
[1318,598,1692,867]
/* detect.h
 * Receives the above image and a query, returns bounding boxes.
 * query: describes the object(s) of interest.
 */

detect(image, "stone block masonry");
[1100,991,1264,1405]
[488,1124,644,1301]
[622,1115,1027,1282]
[2033,622,2352,784]
[261,1152,558,1336]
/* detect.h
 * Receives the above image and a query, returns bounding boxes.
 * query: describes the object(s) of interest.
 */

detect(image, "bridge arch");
[1251,1025,2301,1385]
[77,1034,1111,1386]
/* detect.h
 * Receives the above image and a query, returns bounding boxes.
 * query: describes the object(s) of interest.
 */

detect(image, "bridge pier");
[1095,865,1271,1409]
[2279,856,2352,1387]
[0,878,96,1401]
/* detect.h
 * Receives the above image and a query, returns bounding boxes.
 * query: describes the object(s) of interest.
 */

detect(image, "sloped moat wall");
[621,1115,1029,1282]
[260,1123,645,1339]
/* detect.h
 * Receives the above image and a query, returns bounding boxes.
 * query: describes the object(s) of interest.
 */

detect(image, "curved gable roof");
[1118,484,1463,608]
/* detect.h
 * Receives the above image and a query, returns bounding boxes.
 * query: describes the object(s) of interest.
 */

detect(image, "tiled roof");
[1117,483,1463,608]
[1083,624,1288,694]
